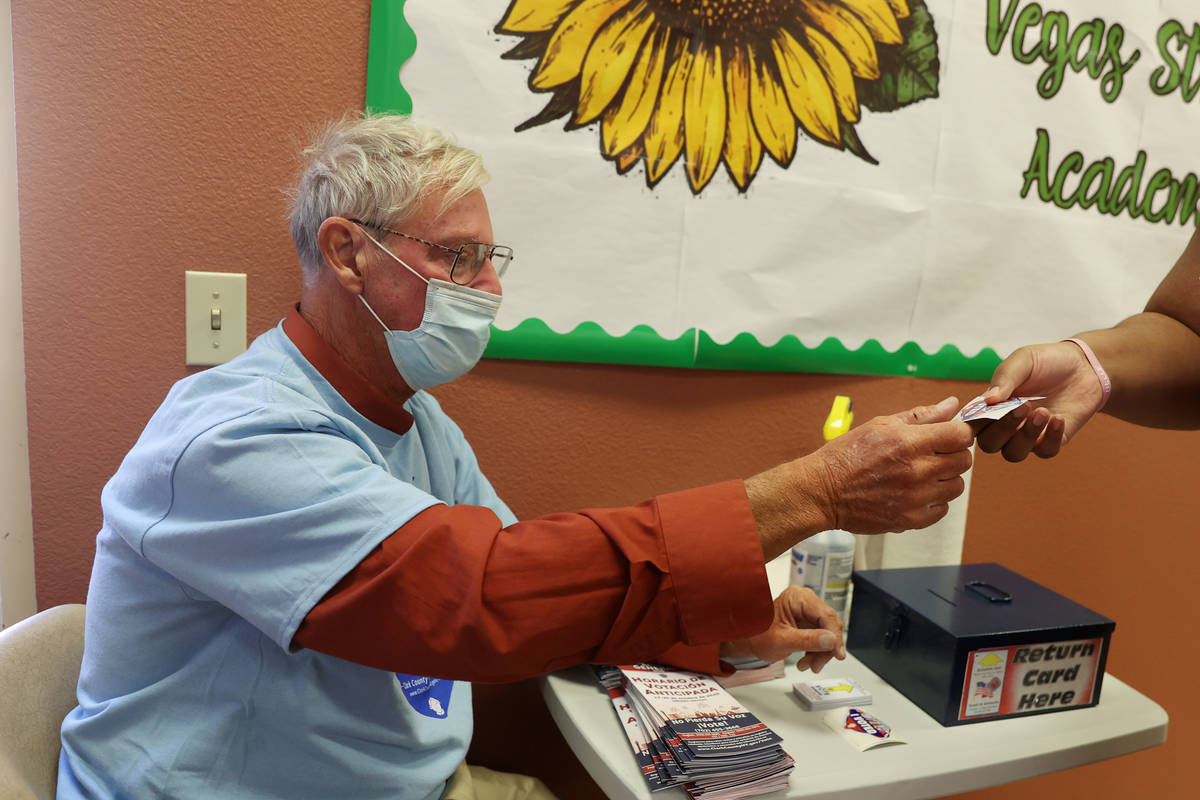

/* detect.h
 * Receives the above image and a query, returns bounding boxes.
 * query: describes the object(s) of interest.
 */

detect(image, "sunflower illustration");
[496,0,939,194]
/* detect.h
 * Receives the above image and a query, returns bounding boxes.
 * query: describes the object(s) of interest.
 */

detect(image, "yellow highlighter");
[789,395,857,621]
[823,395,854,442]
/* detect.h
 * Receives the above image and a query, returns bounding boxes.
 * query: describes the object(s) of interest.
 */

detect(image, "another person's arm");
[977,226,1200,461]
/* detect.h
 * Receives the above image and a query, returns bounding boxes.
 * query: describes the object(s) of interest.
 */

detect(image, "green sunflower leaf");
[857,0,940,113]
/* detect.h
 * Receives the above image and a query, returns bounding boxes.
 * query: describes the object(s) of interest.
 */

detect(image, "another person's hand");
[720,585,845,673]
[973,341,1106,461]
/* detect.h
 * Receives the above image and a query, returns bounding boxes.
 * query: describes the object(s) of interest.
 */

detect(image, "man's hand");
[811,396,975,534]
[720,586,846,674]
[973,341,1104,462]
[746,396,975,560]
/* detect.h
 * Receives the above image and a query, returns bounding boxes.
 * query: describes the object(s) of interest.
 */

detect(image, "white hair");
[287,112,489,284]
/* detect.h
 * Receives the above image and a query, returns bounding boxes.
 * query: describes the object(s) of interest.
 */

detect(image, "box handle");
[965,580,1012,603]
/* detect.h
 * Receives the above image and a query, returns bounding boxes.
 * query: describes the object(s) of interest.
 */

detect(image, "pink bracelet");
[1063,338,1111,409]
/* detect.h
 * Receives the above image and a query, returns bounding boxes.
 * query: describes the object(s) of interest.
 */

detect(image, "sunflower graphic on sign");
[495,0,940,194]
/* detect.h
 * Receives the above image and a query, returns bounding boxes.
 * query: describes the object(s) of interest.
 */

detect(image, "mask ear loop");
[357,293,391,329]
[355,225,436,331]
[356,225,431,285]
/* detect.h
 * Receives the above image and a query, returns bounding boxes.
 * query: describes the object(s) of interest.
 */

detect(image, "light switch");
[185,271,247,366]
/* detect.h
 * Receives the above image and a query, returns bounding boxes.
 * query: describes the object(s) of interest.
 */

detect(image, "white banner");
[367,0,1200,377]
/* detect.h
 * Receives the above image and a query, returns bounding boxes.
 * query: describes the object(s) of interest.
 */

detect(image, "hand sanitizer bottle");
[789,395,857,622]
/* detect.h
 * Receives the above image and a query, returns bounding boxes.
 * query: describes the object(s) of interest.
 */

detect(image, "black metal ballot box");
[847,563,1115,726]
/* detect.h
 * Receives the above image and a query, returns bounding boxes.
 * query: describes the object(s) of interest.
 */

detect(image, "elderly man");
[58,113,974,800]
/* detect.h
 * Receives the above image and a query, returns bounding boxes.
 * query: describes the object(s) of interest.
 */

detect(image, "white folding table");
[539,557,1167,799]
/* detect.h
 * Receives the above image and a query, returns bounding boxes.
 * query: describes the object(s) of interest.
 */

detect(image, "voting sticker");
[823,707,907,751]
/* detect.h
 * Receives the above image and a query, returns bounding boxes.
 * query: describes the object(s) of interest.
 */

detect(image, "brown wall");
[12,2,1196,798]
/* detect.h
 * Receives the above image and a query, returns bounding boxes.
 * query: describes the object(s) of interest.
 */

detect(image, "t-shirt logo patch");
[395,673,453,718]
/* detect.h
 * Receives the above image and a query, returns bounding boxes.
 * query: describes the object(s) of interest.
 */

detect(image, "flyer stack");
[594,664,794,799]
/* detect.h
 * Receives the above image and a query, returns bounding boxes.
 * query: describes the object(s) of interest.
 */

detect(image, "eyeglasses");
[348,219,513,285]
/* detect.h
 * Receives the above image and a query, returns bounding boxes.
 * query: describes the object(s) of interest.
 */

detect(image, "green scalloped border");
[485,319,699,368]
[695,331,1000,379]
[365,0,1000,381]
[487,320,1000,379]
[366,0,415,115]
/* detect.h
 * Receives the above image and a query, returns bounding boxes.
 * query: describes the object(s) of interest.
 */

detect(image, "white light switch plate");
[185,271,247,366]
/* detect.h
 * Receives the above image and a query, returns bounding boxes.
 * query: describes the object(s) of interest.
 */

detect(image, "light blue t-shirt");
[57,321,516,800]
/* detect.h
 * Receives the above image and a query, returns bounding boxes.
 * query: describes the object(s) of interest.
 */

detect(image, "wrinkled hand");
[974,341,1105,462]
[808,396,975,534]
[720,585,845,673]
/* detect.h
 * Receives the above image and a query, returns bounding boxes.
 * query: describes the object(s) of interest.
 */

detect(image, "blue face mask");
[357,229,502,391]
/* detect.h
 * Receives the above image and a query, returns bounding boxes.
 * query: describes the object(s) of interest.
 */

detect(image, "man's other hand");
[720,586,846,673]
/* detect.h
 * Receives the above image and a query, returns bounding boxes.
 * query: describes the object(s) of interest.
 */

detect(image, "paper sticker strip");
[957,395,1045,422]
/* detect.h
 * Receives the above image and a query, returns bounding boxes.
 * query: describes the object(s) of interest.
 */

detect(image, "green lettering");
[1109,152,1147,218]
[1012,4,1045,65]
[1051,151,1086,210]
[1153,21,1200,102]
[1151,21,1187,96]
[1174,174,1200,226]
[1100,26,1140,102]
[1070,21,1104,76]
[1038,11,1071,98]
[1143,168,1175,222]
[1020,128,1053,201]
[987,0,1022,55]
[1078,158,1114,210]
[1185,24,1200,101]
[1021,132,1199,228]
